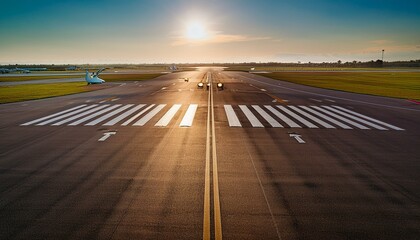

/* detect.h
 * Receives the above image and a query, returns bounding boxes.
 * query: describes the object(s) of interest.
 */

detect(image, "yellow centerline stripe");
[203,74,211,240]
[203,72,223,239]
[211,78,223,239]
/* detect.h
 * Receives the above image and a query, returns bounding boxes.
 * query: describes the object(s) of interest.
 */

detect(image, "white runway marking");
[68,105,121,126]
[239,105,264,127]
[85,104,134,126]
[264,105,301,128]
[224,105,241,127]
[289,133,306,144]
[299,106,352,129]
[133,104,166,126]
[322,106,387,130]
[277,106,318,128]
[21,103,403,131]
[311,106,370,129]
[332,105,404,131]
[252,105,283,127]
[155,104,181,127]
[289,106,335,129]
[103,104,145,126]
[121,104,155,126]
[98,131,116,142]
[49,105,109,126]
[21,104,87,126]
[180,104,198,127]
[34,105,99,126]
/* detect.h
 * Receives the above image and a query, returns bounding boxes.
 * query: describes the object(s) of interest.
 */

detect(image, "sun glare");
[186,21,207,40]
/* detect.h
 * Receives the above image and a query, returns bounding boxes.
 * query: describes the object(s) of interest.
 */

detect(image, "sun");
[186,21,208,40]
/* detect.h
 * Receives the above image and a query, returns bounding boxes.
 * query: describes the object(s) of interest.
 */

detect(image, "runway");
[0,68,419,239]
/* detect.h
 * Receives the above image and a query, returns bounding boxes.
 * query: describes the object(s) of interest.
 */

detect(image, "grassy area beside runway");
[224,66,419,72]
[0,75,83,82]
[100,73,166,81]
[0,82,97,104]
[256,72,420,100]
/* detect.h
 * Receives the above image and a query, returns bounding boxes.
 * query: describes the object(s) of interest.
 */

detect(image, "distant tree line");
[1,60,420,69]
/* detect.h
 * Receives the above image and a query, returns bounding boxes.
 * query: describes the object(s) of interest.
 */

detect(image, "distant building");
[66,66,79,71]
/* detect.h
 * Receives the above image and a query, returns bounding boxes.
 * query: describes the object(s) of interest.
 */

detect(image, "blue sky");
[0,0,419,64]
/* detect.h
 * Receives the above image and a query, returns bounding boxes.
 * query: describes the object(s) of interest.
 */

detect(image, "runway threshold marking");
[203,73,223,240]
[133,104,166,126]
[332,105,404,130]
[288,106,335,129]
[33,105,98,126]
[155,104,181,127]
[21,104,87,126]
[239,105,264,127]
[224,105,241,127]
[322,105,387,130]
[180,104,198,127]
[252,105,283,127]
[103,104,145,126]
[311,106,370,130]
[121,104,155,126]
[277,106,318,128]
[264,105,301,128]
[300,106,352,129]
[52,105,110,126]
[86,104,133,126]
[69,105,121,126]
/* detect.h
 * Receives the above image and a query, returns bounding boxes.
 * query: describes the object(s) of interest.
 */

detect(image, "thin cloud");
[363,44,419,53]
[171,31,270,46]
[370,39,394,45]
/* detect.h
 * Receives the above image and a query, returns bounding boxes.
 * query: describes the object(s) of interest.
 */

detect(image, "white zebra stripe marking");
[35,105,99,126]
[332,105,404,131]
[239,105,264,127]
[121,104,155,126]
[180,104,198,127]
[68,105,121,126]
[21,105,87,126]
[155,104,182,127]
[289,106,335,129]
[133,104,166,126]
[252,105,283,127]
[49,105,110,126]
[224,105,241,127]
[264,105,301,128]
[311,106,370,130]
[85,104,134,126]
[299,106,352,129]
[322,106,387,130]
[103,104,146,126]
[277,106,318,128]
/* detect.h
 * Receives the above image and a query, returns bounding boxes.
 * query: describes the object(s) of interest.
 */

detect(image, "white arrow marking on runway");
[289,133,306,144]
[98,131,116,142]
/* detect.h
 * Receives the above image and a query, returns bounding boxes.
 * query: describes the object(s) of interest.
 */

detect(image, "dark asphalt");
[0,68,419,239]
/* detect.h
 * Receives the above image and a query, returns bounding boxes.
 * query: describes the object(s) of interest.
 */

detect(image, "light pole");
[382,49,385,62]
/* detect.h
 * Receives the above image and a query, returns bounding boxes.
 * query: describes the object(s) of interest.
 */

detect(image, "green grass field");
[256,72,420,100]
[0,82,96,104]
[0,73,166,103]
[0,75,83,82]
[226,65,420,72]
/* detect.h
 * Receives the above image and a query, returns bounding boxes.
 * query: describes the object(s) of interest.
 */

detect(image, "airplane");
[169,65,178,71]
[85,68,105,84]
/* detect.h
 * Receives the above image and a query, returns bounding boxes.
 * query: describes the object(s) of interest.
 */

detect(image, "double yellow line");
[203,72,223,240]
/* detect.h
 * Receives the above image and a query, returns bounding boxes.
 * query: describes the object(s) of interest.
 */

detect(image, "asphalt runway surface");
[0,68,419,239]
